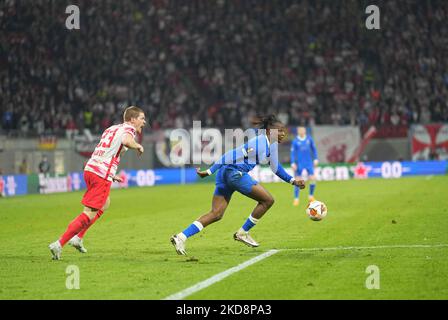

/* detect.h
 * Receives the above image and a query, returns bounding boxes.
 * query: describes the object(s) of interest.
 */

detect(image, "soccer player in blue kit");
[290,126,318,206]
[171,115,306,255]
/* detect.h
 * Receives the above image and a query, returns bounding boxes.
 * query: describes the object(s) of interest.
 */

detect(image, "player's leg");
[244,184,275,220]
[48,207,96,260]
[59,207,97,245]
[308,167,316,202]
[76,197,110,239]
[234,179,274,247]
[171,168,233,255]
[171,194,231,255]
[293,184,299,205]
[49,172,110,260]
[197,195,231,227]
[180,194,231,239]
[293,168,302,206]
[68,197,110,253]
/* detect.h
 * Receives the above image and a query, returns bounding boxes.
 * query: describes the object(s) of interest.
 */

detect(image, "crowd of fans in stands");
[1,0,447,137]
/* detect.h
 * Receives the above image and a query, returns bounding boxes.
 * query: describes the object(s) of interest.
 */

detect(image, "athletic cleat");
[233,231,259,247]
[170,235,187,255]
[68,235,87,253]
[293,199,299,206]
[308,195,316,202]
[49,241,62,260]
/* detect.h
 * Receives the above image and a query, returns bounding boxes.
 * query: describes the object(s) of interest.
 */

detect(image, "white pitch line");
[425,175,434,180]
[281,243,448,252]
[163,249,279,300]
[163,243,448,300]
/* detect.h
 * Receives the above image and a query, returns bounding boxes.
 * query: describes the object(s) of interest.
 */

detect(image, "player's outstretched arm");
[122,133,144,155]
[269,142,305,189]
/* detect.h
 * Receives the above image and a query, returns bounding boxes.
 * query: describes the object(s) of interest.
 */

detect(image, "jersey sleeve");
[121,126,136,143]
[269,142,294,184]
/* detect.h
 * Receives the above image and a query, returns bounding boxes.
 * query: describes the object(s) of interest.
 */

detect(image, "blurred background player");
[38,155,51,193]
[38,155,51,177]
[48,106,146,260]
[290,126,319,206]
[171,115,306,255]
[0,169,4,197]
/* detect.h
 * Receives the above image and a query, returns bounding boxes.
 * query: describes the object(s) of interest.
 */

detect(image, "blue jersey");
[290,135,318,167]
[208,133,294,184]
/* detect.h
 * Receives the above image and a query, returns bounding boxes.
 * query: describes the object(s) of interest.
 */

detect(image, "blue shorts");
[295,166,314,176]
[214,167,258,199]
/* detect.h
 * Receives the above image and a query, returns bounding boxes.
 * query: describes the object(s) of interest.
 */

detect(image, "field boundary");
[163,243,448,300]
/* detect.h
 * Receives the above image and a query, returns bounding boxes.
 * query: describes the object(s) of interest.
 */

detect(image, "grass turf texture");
[0,175,447,299]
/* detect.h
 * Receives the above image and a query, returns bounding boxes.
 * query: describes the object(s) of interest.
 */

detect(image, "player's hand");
[112,175,123,183]
[196,168,209,178]
[292,178,306,189]
[313,159,319,167]
[291,163,297,171]
[136,144,144,156]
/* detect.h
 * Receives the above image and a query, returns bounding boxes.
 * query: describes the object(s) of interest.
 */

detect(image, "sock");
[241,215,259,232]
[77,210,104,239]
[59,213,91,246]
[177,232,187,242]
[310,182,316,197]
[181,221,203,239]
[294,186,299,199]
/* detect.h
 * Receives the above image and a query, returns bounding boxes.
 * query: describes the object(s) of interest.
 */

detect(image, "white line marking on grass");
[163,249,279,300]
[163,244,448,300]
[281,243,448,252]
[425,175,434,180]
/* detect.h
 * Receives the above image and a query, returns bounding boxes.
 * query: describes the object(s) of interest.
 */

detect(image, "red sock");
[77,210,104,239]
[59,213,91,246]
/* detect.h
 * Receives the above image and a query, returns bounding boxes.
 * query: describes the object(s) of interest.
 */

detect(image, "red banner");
[361,125,408,138]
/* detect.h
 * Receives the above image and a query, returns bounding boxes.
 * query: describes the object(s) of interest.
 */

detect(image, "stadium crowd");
[1,0,447,137]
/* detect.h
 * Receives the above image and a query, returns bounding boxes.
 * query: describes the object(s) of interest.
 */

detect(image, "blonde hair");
[123,106,144,122]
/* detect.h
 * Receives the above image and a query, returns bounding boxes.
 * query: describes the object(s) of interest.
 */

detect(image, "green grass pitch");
[0,175,447,299]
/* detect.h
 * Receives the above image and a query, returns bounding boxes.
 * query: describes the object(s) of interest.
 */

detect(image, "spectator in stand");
[0,0,447,134]
[19,158,29,174]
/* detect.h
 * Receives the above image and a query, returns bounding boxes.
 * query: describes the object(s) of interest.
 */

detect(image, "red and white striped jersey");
[84,123,136,181]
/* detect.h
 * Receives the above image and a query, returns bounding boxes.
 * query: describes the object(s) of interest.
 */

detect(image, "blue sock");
[181,221,203,238]
[310,183,316,196]
[294,186,299,199]
[241,215,259,232]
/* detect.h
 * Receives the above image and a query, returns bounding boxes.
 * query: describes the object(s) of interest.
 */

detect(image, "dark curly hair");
[251,114,285,129]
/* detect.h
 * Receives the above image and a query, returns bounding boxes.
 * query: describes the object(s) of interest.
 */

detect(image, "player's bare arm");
[122,133,144,155]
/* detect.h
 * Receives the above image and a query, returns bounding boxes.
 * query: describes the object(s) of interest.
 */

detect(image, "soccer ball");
[306,200,328,221]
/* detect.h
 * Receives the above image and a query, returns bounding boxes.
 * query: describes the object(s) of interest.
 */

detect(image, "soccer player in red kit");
[48,106,146,260]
